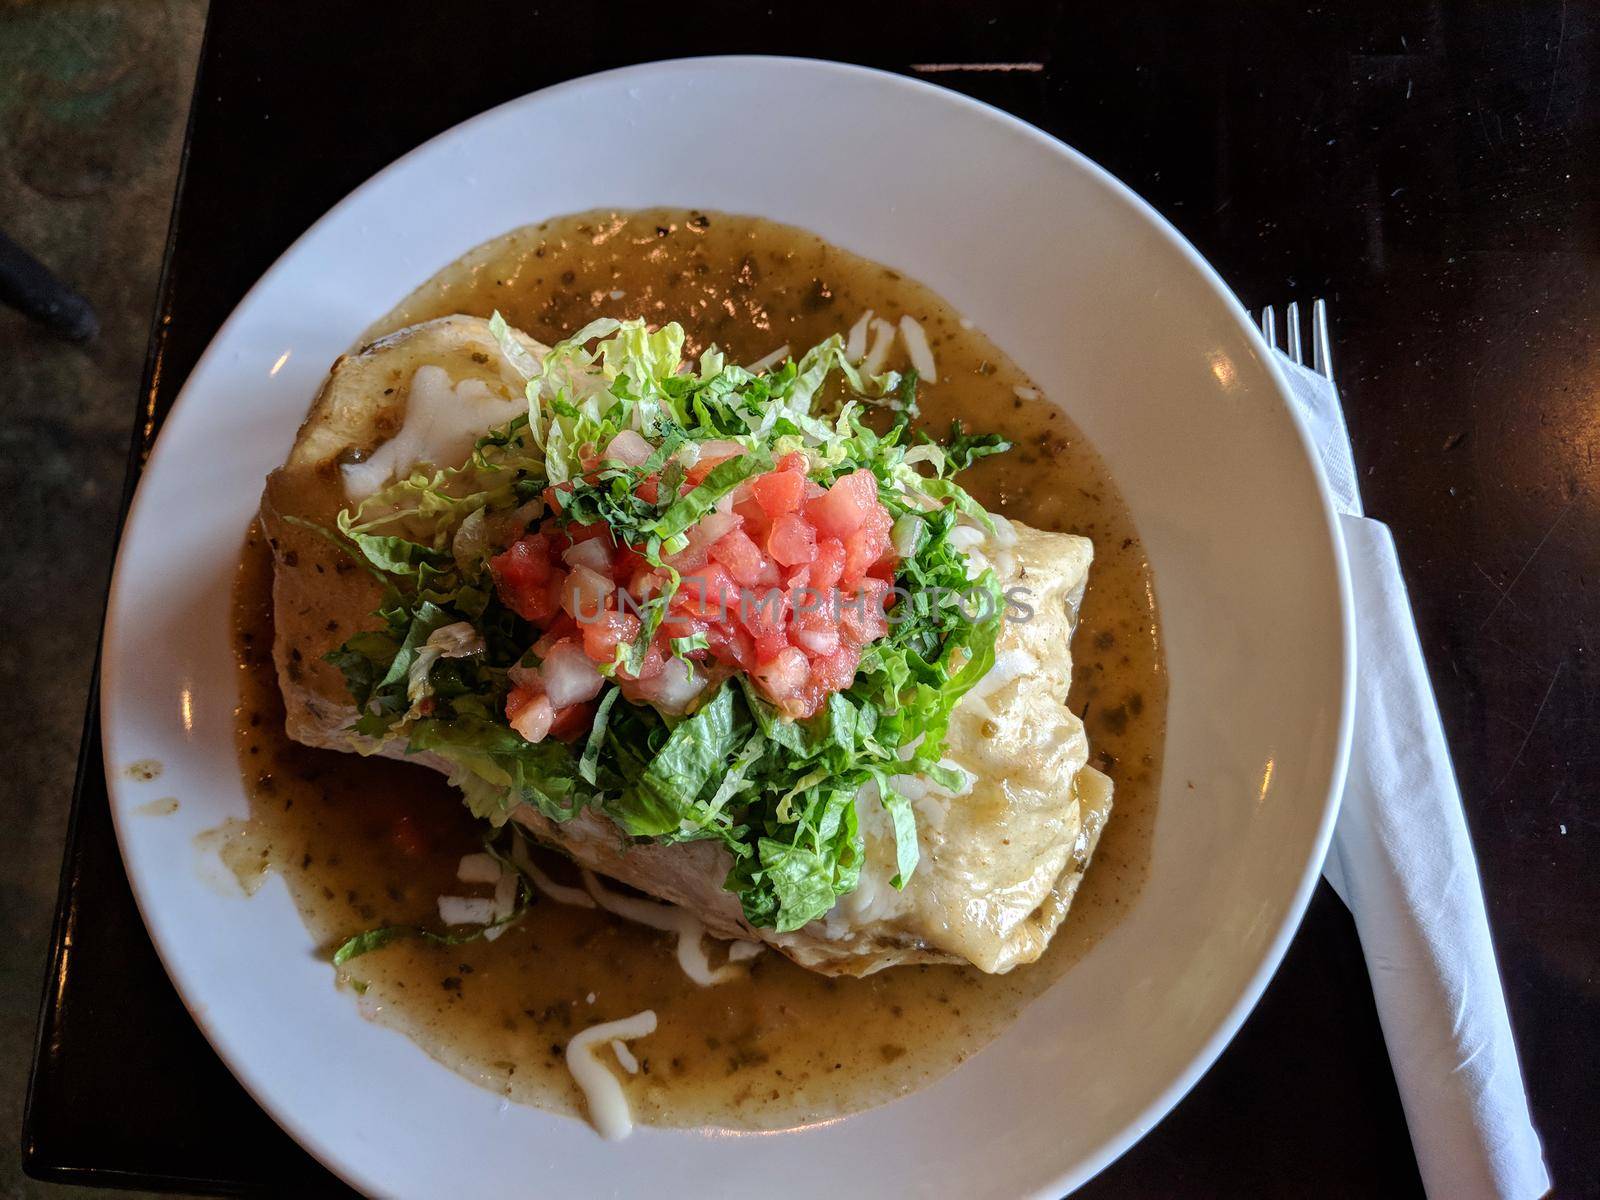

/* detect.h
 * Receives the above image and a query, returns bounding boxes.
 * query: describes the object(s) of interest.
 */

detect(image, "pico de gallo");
[317,316,1010,932]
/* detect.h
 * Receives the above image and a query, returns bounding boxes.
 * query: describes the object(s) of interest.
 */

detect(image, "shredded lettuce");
[318,316,1011,933]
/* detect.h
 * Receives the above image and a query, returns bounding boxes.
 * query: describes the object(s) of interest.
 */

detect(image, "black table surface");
[24,2,1598,1195]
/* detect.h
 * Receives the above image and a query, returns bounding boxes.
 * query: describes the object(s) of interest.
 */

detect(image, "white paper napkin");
[1277,355,1550,1200]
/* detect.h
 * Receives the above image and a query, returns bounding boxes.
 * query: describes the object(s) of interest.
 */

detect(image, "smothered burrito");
[262,313,1111,978]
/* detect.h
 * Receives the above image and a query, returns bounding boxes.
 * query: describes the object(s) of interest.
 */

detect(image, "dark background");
[11,1,1596,1195]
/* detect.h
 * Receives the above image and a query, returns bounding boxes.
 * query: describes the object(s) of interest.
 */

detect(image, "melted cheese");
[788,519,1101,972]
[566,1011,656,1139]
[340,365,523,501]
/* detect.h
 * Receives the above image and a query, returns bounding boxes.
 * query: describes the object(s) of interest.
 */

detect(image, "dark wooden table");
[24,2,1596,1195]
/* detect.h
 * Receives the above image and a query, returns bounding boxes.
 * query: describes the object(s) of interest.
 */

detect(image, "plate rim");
[99,53,1356,1199]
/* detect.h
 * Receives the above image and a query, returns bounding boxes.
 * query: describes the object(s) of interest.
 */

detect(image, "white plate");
[102,57,1353,1199]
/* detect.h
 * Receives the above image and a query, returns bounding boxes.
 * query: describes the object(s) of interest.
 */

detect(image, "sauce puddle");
[229,209,1166,1131]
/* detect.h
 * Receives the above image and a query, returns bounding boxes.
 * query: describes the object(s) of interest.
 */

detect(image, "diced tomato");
[842,504,894,586]
[767,513,818,566]
[704,622,757,671]
[859,576,894,612]
[581,610,641,663]
[658,611,705,642]
[502,453,902,728]
[531,612,580,658]
[737,587,790,662]
[500,533,558,583]
[680,511,742,568]
[732,493,770,534]
[751,646,808,702]
[510,519,568,559]
[664,545,708,573]
[542,482,575,513]
[625,644,667,682]
[839,584,890,643]
[810,538,845,593]
[498,579,544,621]
[505,685,553,743]
[491,534,553,596]
[611,541,649,583]
[675,564,737,619]
[867,557,897,583]
[806,469,878,540]
[810,643,862,695]
[665,502,741,571]
[791,596,840,656]
[548,699,596,742]
[493,535,568,623]
[710,528,768,586]
[636,476,660,504]
[751,469,806,518]
[684,452,739,489]
[537,576,570,622]
[627,567,671,600]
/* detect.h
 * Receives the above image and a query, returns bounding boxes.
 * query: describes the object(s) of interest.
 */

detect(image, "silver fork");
[1257,298,1335,381]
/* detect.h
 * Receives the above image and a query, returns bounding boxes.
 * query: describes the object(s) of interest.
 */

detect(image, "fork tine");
[1311,298,1333,381]
[1286,300,1303,365]
[1259,304,1277,350]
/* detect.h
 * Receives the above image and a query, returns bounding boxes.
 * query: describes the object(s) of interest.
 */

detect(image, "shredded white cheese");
[845,309,874,362]
[727,940,764,963]
[510,837,597,908]
[566,1011,656,1139]
[610,1039,640,1074]
[456,853,501,884]
[582,871,745,987]
[483,870,519,941]
[746,343,791,373]
[898,314,938,383]
[437,895,495,925]
[861,318,897,375]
